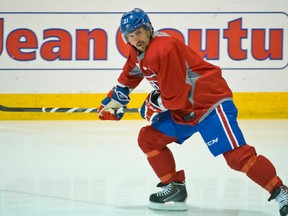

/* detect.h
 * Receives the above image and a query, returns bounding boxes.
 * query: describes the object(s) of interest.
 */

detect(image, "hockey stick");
[0,104,139,113]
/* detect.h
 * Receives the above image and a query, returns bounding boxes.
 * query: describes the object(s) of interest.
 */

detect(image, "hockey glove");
[139,90,167,123]
[97,85,131,120]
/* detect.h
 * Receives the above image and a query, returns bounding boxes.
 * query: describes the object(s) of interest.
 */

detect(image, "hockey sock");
[244,155,283,193]
[147,147,185,184]
[138,125,185,184]
[223,144,283,193]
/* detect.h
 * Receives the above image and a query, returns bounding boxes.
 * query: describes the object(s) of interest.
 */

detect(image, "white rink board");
[0,0,287,93]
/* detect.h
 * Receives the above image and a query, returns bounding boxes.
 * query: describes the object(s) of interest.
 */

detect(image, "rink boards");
[0,92,287,120]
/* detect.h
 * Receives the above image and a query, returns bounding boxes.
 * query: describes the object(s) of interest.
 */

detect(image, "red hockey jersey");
[118,32,233,125]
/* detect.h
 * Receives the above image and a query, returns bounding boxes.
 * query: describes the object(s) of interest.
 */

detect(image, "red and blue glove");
[139,90,167,123]
[97,85,131,120]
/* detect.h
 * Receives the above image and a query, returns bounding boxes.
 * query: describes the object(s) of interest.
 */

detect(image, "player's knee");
[223,144,257,171]
[138,126,150,152]
[137,125,176,153]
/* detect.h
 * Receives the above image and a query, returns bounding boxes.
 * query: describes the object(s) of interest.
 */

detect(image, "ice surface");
[0,120,287,216]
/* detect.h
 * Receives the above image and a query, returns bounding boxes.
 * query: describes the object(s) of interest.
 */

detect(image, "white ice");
[0,119,287,216]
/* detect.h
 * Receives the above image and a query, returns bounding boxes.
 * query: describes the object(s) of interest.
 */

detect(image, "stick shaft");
[0,104,138,113]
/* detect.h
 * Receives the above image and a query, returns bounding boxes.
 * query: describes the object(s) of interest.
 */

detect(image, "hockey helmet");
[120,8,153,43]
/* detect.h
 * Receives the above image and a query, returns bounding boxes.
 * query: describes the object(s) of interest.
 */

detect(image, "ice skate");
[148,181,188,211]
[268,185,288,216]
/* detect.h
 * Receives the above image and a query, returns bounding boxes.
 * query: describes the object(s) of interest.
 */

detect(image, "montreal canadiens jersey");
[118,31,233,125]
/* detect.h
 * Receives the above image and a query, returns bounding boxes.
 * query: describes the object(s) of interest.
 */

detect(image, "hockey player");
[97,8,288,215]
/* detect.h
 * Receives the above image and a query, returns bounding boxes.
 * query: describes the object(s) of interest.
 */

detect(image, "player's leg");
[223,145,288,216]
[138,125,185,184]
[138,125,188,211]
[198,100,287,216]
[223,145,283,193]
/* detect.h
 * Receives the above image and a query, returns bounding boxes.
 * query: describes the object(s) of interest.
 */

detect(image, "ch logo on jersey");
[142,66,159,90]
[149,81,159,90]
[144,74,159,90]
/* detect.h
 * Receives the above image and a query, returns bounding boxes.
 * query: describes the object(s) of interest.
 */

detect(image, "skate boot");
[268,185,288,216]
[148,181,188,211]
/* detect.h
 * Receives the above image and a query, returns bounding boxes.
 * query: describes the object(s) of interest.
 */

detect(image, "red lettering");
[40,29,72,61]
[76,29,107,60]
[224,18,247,60]
[0,15,284,69]
[6,29,37,61]
[188,29,220,59]
[252,29,283,60]
[0,18,3,55]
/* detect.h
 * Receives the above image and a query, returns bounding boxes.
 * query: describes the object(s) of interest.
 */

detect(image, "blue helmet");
[120,8,153,42]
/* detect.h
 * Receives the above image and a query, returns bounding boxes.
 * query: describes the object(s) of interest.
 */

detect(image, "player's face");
[127,27,151,52]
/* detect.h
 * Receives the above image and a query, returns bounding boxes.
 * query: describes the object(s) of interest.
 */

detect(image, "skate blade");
[148,201,188,211]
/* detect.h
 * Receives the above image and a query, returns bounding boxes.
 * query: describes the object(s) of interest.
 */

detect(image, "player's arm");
[117,48,144,88]
[97,48,143,121]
